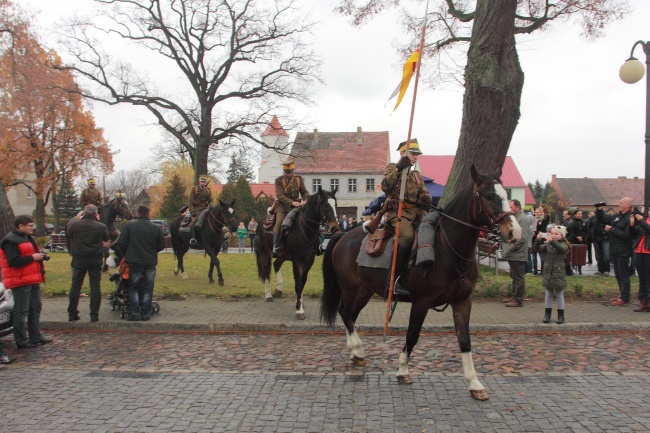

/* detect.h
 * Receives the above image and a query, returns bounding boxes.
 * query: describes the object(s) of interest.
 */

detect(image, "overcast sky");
[23,0,650,185]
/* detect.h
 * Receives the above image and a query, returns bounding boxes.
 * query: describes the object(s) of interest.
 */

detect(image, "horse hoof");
[470,389,489,401]
[102,265,109,273]
[174,269,179,275]
[295,312,305,320]
[397,375,413,385]
[208,280,214,284]
[351,356,366,367]
[218,279,224,286]
[272,290,282,298]
[181,273,188,280]
[265,296,273,302]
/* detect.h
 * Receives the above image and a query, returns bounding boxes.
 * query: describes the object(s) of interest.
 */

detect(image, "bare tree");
[336,0,629,204]
[57,0,321,185]
[105,169,153,210]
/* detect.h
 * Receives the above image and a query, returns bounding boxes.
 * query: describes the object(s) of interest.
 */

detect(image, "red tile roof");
[211,183,274,200]
[552,176,644,208]
[417,155,535,205]
[291,130,389,174]
[261,115,289,137]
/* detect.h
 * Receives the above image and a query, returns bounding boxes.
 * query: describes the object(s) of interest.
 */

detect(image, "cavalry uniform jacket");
[188,185,212,214]
[66,215,110,261]
[79,187,103,208]
[115,217,166,266]
[0,230,45,289]
[533,238,569,291]
[274,174,308,214]
[381,163,431,224]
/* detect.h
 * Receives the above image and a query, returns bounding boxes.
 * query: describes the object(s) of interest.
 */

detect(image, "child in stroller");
[108,259,160,319]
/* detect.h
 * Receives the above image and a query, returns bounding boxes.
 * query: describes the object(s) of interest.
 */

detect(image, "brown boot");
[633,300,650,312]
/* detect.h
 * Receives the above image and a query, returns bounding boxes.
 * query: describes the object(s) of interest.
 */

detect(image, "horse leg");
[396,301,430,385]
[204,245,221,285]
[174,252,189,280]
[453,297,488,401]
[272,259,284,298]
[291,262,306,320]
[339,286,374,366]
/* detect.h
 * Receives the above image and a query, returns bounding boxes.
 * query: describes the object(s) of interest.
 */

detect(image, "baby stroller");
[108,259,160,319]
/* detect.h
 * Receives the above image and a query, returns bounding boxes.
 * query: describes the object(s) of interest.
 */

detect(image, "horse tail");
[170,218,182,260]
[320,231,345,326]
[255,222,272,281]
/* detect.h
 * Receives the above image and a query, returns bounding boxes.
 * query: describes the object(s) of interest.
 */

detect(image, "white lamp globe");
[619,58,645,84]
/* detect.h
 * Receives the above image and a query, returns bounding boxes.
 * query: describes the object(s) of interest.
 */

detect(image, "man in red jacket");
[0,215,52,349]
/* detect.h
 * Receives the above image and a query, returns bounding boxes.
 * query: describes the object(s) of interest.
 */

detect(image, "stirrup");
[393,275,409,295]
[189,238,198,245]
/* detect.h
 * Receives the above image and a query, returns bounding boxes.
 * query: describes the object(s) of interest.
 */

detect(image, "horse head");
[217,199,238,233]
[114,197,133,221]
[470,164,521,243]
[314,186,339,232]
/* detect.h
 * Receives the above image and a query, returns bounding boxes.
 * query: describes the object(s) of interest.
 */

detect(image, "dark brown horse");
[320,166,521,400]
[255,186,339,319]
[170,200,237,284]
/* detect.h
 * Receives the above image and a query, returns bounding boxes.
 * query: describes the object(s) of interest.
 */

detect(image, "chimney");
[356,126,363,145]
[313,128,319,145]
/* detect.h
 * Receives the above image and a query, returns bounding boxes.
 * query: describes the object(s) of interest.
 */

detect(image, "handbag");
[365,228,393,257]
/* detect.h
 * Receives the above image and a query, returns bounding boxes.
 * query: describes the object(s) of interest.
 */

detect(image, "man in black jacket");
[66,205,110,322]
[600,198,633,306]
[115,206,165,321]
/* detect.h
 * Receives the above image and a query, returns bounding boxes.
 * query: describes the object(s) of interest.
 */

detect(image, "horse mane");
[438,173,496,216]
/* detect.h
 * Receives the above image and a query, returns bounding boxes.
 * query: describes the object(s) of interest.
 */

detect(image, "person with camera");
[66,204,111,322]
[592,202,611,276]
[599,198,634,306]
[0,214,52,349]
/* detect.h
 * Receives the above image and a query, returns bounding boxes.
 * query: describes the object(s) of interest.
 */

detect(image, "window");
[330,179,339,192]
[27,187,32,199]
[348,178,357,193]
[312,178,321,193]
[366,178,375,193]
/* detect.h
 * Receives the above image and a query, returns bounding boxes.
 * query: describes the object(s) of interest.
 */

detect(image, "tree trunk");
[34,197,46,237]
[439,0,524,206]
[0,183,15,240]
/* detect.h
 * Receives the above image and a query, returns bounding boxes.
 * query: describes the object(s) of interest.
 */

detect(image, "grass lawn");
[40,251,622,302]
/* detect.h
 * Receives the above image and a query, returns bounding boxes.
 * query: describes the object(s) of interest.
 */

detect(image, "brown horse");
[320,165,521,400]
[255,186,339,319]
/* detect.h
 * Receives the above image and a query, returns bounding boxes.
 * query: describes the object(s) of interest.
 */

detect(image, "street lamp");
[619,41,650,212]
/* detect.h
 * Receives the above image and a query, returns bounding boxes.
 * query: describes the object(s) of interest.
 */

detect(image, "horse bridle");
[206,206,236,235]
[110,198,131,223]
[298,196,336,238]
[472,181,514,228]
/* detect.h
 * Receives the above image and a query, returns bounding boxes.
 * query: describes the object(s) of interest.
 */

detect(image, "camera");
[594,201,606,208]
[632,207,642,216]
[42,253,50,261]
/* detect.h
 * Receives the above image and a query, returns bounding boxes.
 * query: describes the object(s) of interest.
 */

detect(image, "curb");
[40,320,650,334]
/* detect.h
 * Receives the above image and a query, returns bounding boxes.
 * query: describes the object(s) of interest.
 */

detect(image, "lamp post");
[619,41,650,212]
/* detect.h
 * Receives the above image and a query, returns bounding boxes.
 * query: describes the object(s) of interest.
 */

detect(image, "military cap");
[396,138,422,154]
[87,178,96,185]
[199,174,209,182]
[282,159,295,172]
[115,191,126,199]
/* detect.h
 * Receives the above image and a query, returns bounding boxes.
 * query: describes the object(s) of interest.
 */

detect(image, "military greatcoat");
[381,163,431,249]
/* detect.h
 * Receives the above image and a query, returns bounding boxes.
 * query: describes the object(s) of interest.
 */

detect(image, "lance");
[384,0,429,341]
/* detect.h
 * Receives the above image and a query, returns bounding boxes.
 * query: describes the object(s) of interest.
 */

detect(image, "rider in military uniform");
[79,178,103,209]
[188,175,212,245]
[272,160,309,257]
[381,139,432,291]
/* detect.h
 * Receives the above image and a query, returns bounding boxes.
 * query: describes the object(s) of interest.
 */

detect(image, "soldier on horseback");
[79,178,103,210]
[272,160,309,258]
[381,138,432,292]
[188,174,212,246]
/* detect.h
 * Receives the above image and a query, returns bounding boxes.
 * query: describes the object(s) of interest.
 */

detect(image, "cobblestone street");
[1,330,649,432]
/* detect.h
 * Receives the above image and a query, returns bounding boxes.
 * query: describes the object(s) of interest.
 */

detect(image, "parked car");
[151,219,171,236]
[0,282,13,337]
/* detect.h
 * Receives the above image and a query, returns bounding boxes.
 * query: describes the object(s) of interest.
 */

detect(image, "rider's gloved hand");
[396,156,411,171]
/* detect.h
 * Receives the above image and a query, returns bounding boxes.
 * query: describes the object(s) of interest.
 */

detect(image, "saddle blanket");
[356,235,395,269]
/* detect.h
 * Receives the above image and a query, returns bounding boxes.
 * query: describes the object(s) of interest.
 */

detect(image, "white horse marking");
[461,351,485,391]
[181,272,188,280]
[494,183,521,241]
[396,351,410,377]
[346,329,366,360]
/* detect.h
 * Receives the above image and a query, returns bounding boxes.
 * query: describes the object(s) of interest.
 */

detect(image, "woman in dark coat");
[533,225,570,324]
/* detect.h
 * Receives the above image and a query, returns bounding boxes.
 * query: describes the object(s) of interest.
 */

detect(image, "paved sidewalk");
[39,293,650,333]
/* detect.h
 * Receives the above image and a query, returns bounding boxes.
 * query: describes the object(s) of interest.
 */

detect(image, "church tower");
[258,115,289,184]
